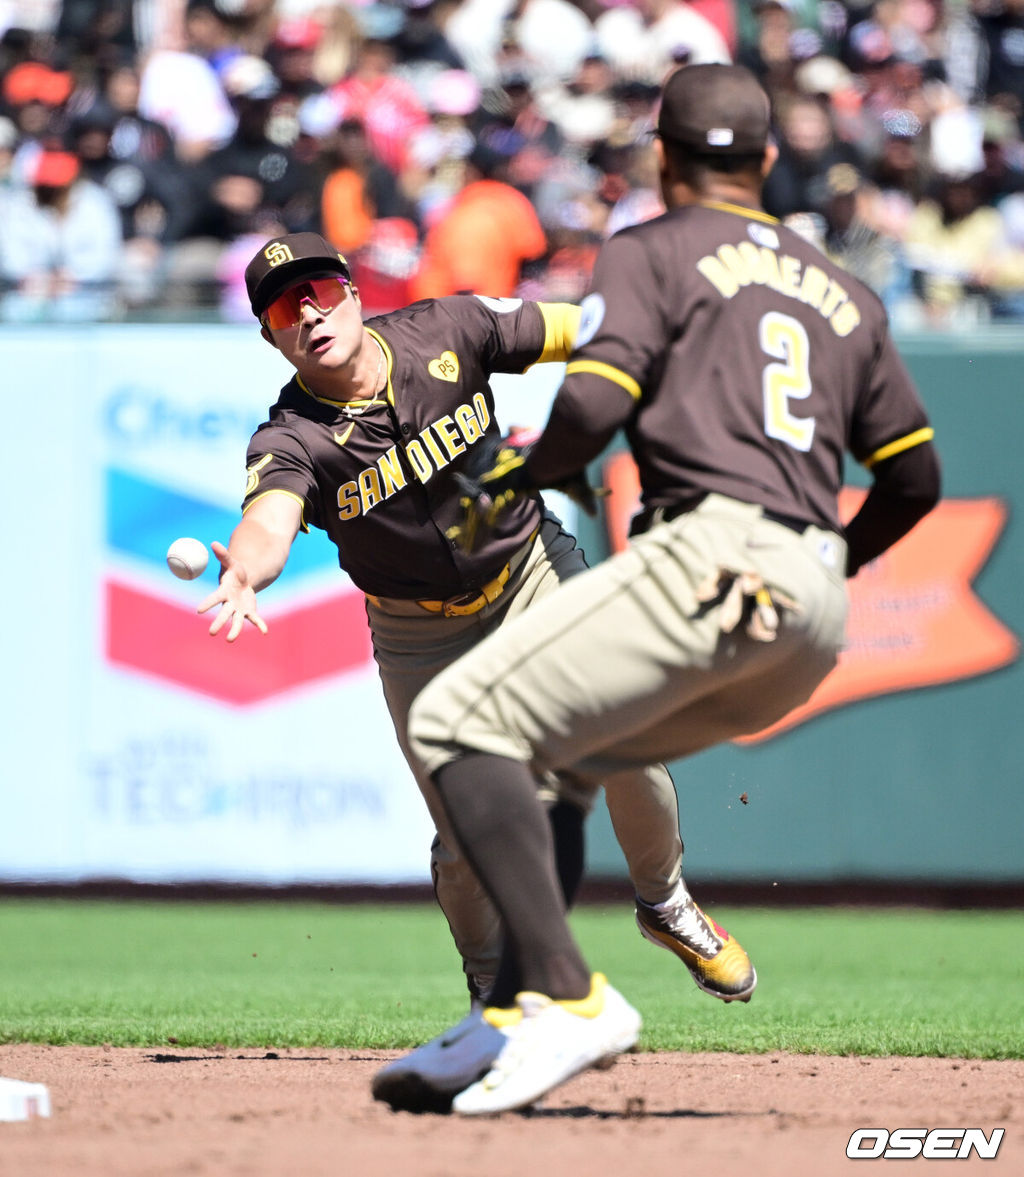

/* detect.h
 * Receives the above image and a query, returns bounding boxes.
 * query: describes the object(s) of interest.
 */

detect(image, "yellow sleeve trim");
[536,303,582,364]
[564,359,642,400]
[242,487,310,532]
[863,426,935,468]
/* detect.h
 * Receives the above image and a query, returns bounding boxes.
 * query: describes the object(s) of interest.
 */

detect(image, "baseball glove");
[447,428,606,552]
[695,568,801,642]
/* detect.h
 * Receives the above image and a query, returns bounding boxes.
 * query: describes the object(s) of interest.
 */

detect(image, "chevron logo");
[104,468,372,704]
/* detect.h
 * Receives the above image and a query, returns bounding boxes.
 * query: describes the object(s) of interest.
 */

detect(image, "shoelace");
[656,899,721,957]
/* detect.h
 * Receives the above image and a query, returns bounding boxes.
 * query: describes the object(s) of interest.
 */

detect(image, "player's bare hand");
[197,540,269,642]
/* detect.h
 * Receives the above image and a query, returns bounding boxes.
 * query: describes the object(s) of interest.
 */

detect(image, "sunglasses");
[261,275,351,329]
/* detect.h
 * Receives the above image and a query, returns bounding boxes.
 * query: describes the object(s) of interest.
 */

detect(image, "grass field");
[1,898,1022,1058]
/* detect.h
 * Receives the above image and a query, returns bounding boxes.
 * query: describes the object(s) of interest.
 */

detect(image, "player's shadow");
[146,1053,332,1063]
[520,1105,764,1121]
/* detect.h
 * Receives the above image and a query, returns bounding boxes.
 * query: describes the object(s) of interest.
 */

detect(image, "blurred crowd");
[3,0,1024,327]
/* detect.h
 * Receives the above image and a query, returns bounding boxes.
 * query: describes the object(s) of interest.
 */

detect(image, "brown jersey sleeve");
[437,296,561,375]
[848,329,934,467]
[525,234,659,484]
[242,425,318,532]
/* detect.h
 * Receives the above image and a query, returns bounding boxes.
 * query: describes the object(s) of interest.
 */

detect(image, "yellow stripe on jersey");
[565,359,642,400]
[699,199,780,225]
[242,487,310,532]
[535,302,582,364]
[863,427,935,468]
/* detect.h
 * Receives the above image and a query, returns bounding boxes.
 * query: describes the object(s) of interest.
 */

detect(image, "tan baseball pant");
[366,511,683,987]
[409,493,849,804]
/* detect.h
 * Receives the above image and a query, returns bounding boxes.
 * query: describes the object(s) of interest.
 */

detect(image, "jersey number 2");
[759,311,815,453]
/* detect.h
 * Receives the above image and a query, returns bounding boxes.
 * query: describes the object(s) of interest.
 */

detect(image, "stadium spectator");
[532,49,618,148]
[102,59,177,166]
[903,165,1024,324]
[387,0,466,75]
[326,36,430,174]
[817,161,912,314]
[403,68,480,227]
[320,116,414,254]
[266,16,327,103]
[2,60,74,185]
[474,65,564,197]
[136,40,236,162]
[163,53,319,307]
[594,0,732,83]
[738,0,804,95]
[762,91,863,219]
[347,214,422,317]
[5,0,1024,323]
[180,0,248,84]
[444,0,596,88]
[55,0,139,69]
[410,141,547,299]
[0,146,122,321]
[976,0,1024,133]
[865,108,930,239]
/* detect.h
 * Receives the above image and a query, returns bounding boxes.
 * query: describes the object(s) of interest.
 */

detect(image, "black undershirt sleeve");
[844,440,941,576]
[525,374,635,488]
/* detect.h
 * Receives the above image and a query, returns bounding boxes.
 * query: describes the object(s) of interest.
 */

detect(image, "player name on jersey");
[697,240,862,338]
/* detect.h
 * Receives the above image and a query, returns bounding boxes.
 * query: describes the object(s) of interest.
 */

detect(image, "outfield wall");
[1,326,1020,886]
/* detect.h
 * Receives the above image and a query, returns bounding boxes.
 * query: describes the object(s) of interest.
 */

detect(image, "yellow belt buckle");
[437,593,475,621]
[437,561,512,617]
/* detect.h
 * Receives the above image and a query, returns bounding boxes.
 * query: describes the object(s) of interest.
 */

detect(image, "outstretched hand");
[197,541,269,642]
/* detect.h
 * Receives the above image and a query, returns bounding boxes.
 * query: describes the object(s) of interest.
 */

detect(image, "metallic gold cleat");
[635,886,757,1003]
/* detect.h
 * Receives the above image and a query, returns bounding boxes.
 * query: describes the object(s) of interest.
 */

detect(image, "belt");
[632,493,813,537]
[367,527,540,618]
[416,562,513,616]
[760,507,813,535]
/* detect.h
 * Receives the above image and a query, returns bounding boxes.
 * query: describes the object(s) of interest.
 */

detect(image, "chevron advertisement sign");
[3,328,432,885]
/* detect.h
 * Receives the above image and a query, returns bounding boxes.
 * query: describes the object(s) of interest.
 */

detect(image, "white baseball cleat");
[451,973,641,1115]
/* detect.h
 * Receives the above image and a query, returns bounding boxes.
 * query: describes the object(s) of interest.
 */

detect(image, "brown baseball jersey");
[242,296,574,599]
[528,200,934,535]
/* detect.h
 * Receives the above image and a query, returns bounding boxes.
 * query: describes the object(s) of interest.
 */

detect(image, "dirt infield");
[0,1046,1019,1177]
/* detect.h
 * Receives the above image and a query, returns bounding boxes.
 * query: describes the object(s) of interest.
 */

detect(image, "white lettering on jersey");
[696,242,862,338]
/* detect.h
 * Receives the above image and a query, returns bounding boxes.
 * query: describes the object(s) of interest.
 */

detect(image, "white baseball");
[166,537,210,580]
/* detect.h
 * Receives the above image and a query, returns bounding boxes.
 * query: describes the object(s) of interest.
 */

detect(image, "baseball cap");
[657,64,770,155]
[245,232,352,317]
[273,17,323,50]
[33,149,80,187]
[2,62,74,108]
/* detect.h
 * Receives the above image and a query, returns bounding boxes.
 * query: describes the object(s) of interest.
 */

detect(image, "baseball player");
[199,231,757,1109]
[393,63,942,1114]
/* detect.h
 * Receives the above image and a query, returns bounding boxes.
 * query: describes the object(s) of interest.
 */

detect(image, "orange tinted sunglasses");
[262,276,351,329]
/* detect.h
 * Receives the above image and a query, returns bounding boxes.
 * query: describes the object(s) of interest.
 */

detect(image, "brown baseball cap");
[657,63,771,155]
[244,232,352,317]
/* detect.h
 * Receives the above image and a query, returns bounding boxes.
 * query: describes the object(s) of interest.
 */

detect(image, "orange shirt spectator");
[410,149,547,299]
[321,167,374,253]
